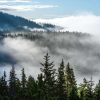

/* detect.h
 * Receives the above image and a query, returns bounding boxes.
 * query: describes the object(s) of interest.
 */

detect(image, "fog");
[0,37,48,78]
[34,14,100,36]
[0,31,100,83]
[33,14,100,83]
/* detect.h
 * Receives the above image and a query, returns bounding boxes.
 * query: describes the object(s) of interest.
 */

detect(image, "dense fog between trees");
[0,31,100,83]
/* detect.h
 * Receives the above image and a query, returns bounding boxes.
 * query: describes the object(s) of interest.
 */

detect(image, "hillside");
[0,12,57,33]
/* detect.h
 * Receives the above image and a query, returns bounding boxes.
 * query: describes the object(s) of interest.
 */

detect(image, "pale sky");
[0,0,100,19]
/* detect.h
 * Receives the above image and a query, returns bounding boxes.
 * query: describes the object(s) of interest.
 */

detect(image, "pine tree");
[9,65,17,99]
[2,71,8,98]
[21,68,27,99]
[16,78,21,99]
[40,53,56,99]
[37,74,45,100]
[21,68,26,89]
[94,80,100,100]
[0,54,99,100]
[27,76,38,100]
[57,59,67,100]
[87,76,94,100]
[0,71,8,100]
[65,62,78,100]
[0,76,4,99]
[78,78,88,100]
[78,78,94,100]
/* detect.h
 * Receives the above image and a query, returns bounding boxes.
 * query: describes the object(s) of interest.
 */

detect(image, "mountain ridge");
[0,12,57,33]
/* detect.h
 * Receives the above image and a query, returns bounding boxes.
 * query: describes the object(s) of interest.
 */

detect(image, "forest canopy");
[0,53,99,100]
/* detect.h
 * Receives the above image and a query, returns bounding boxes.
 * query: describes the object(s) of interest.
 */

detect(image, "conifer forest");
[0,53,100,100]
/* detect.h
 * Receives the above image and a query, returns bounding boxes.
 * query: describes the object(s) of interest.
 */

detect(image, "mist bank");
[0,31,100,83]
[34,14,100,36]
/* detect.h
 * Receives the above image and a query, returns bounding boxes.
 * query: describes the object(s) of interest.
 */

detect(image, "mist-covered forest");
[0,11,100,100]
[0,0,100,99]
[0,53,100,100]
[0,30,100,81]
[0,30,100,99]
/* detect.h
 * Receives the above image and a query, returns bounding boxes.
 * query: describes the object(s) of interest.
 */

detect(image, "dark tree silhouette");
[0,54,99,100]
[40,53,57,99]
[57,59,67,100]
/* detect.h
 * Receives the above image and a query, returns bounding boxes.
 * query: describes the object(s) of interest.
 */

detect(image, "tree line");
[0,53,100,100]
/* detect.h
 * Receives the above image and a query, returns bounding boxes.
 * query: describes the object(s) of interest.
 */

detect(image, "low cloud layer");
[0,37,48,77]
[0,31,100,83]
[34,14,100,36]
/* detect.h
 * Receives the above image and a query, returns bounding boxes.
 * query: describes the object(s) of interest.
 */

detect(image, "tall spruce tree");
[94,80,100,100]
[21,68,27,99]
[37,74,45,100]
[27,76,38,100]
[40,53,56,99]
[78,78,89,100]
[0,71,8,99]
[9,65,17,99]
[65,62,78,100]
[21,68,26,89]
[3,71,8,98]
[0,54,99,100]
[57,59,67,100]
[15,78,21,99]
[78,78,94,100]
[87,76,94,100]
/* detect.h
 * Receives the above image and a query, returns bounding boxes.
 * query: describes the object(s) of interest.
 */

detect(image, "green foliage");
[26,76,38,100]
[78,77,94,100]
[37,74,45,100]
[94,80,100,100]
[40,53,57,99]
[65,62,78,100]
[0,71,8,100]
[0,54,99,100]
[9,65,17,99]
[21,68,26,89]
[57,59,67,100]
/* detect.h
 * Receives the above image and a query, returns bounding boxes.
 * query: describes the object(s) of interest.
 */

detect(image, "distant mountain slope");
[0,12,58,33]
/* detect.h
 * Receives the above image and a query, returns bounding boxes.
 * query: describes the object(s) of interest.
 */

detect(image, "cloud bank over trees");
[35,14,100,36]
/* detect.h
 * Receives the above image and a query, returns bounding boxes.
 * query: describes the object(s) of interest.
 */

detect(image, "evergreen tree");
[0,54,99,100]
[0,77,5,99]
[94,80,100,100]
[26,76,38,100]
[3,71,8,99]
[37,74,45,100]
[0,71,8,100]
[78,78,89,100]
[78,78,94,100]
[21,68,27,99]
[87,76,94,100]
[40,53,56,99]
[65,62,78,100]
[21,68,26,89]
[9,65,17,99]
[15,78,21,99]
[57,59,67,100]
